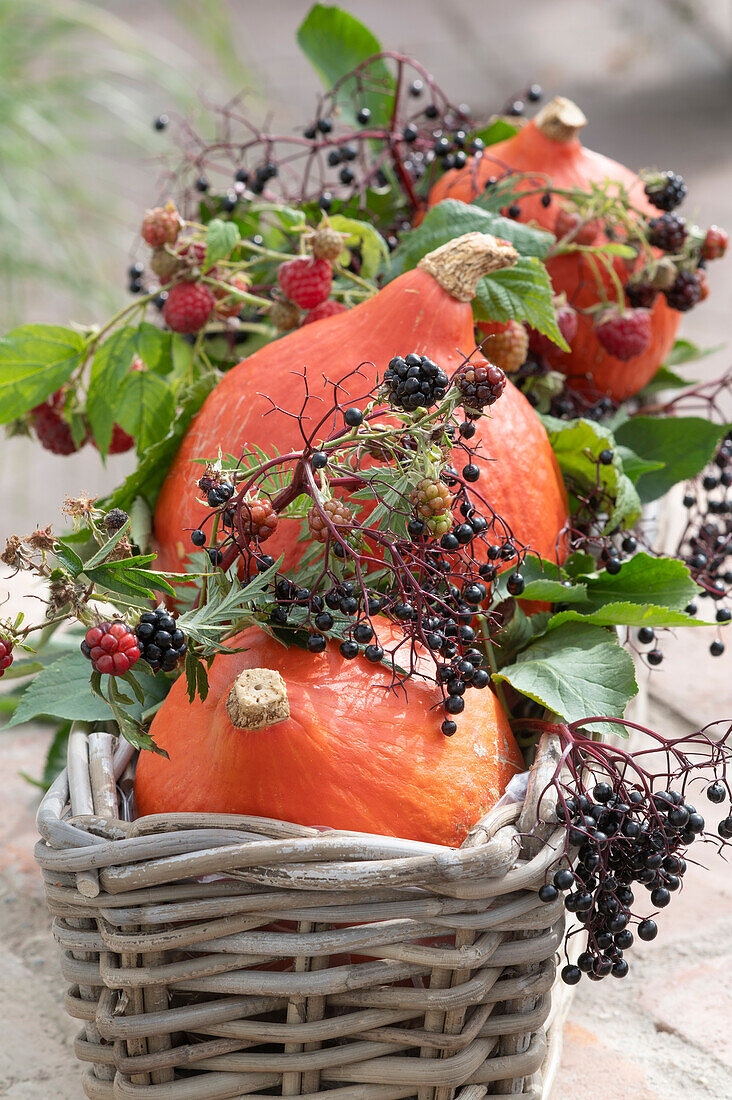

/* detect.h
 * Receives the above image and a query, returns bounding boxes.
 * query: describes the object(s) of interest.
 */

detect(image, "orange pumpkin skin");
[429,113,680,401]
[153,266,569,576]
[134,623,524,847]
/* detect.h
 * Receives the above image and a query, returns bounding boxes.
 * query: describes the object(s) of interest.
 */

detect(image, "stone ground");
[2,1,732,1096]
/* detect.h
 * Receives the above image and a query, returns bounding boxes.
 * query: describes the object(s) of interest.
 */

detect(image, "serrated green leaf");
[297,4,394,127]
[0,325,86,423]
[7,652,119,726]
[474,257,568,349]
[87,327,138,454]
[665,338,723,368]
[493,622,638,730]
[547,603,709,630]
[328,215,389,279]
[84,558,178,599]
[135,324,173,374]
[614,417,731,503]
[487,605,551,669]
[579,553,701,612]
[614,445,665,483]
[204,218,241,269]
[635,365,695,400]
[115,369,176,456]
[468,118,519,147]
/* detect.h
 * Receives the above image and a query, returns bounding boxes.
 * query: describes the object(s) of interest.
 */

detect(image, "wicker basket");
[34,729,573,1100]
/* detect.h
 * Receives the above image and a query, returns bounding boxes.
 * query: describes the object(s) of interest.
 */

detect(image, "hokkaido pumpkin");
[153,233,569,575]
[429,98,680,401]
[134,620,524,846]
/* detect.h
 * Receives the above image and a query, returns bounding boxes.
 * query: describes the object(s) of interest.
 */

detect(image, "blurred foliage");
[0,0,245,328]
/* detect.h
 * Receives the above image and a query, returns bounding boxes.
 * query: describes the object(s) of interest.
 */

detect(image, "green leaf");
[614,416,730,502]
[82,518,132,569]
[547,603,708,630]
[53,542,84,578]
[135,324,173,374]
[493,622,638,730]
[389,199,553,277]
[635,365,694,401]
[474,257,568,349]
[493,557,587,604]
[328,214,389,279]
[665,338,723,368]
[84,556,178,599]
[0,325,86,423]
[297,5,393,127]
[487,605,551,669]
[204,218,241,269]
[579,553,700,612]
[7,652,119,726]
[115,369,176,456]
[614,445,665,483]
[468,118,519,147]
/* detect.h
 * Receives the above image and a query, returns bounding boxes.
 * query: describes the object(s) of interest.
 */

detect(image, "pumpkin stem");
[534,96,587,143]
[418,232,518,302]
[226,668,290,730]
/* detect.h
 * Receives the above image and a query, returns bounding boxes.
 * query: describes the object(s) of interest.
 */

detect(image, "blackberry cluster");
[625,281,658,310]
[664,271,701,312]
[135,609,188,672]
[647,212,687,253]
[384,354,449,411]
[454,360,506,417]
[545,783,706,985]
[198,476,235,508]
[644,171,687,212]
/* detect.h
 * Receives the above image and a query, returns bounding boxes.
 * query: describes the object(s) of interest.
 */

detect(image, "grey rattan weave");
[35,730,571,1099]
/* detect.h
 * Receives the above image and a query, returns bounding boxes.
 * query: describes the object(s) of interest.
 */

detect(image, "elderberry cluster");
[543,783,707,984]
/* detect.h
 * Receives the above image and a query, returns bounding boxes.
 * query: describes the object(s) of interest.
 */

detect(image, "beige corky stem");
[418,231,518,302]
[534,96,587,143]
[226,667,290,730]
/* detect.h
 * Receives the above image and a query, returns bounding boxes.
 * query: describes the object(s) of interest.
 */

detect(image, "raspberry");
[696,268,710,302]
[81,621,140,676]
[454,359,506,416]
[411,478,452,536]
[479,320,529,374]
[162,282,215,334]
[308,498,353,543]
[0,638,13,676]
[106,423,135,454]
[239,496,279,542]
[595,308,651,361]
[664,271,702,312]
[214,274,249,318]
[269,299,302,331]
[277,256,332,309]
[625,281,658,309]
[178,240,208,269]
[554,206,601,245]
[647,213,687,253]
[141,202,181,248]
[529,302,578,357]
[643,171,687,212]
[301,299,348,325]
[384,353,449,411]
[32,391,87,455]
[308,222,347,261]
[135,608,187,673]
[702,225,728,261]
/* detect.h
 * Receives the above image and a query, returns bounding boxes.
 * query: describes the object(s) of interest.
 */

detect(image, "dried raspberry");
[150,246,185,282]
[32,392,87,455]
[269,299,302,331]
[81,621,140,676]
[647,213,687,253]
[162,282,216,334]
[702,225,728,261]
[554,206,601,245]
[454,359,506,416]
[411,478,452,537]
[479,320,529,374]
[664,271,702,313]
[625,280,658,309]
[0,638,13,676]
[135,608,187,673]
[301,299,348,325]
[214,275,250,318]
[277,256,332,309]
[595,308,651,361]
[104,509,129,533]
[239,496,279,542]
[308,222,348,262]
[307,498,353,543]
[528,303,578,357]
[141,202,181,248]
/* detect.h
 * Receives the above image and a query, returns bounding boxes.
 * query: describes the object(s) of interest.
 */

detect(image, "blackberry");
[644,171,687,212]
[647,212,687,252]
[135,608,187,673]
[384,353,449,411]
[625,281,658,309]
[454,359,506,417]
[664,271,702,312]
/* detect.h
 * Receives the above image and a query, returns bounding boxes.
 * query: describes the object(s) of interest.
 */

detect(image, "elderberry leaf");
[467,118,519,148]
[493,557,587,604]
[493,622,638,732]
[613,416,731,503]
[577,553,701,613]
[0,324,86,423]
[204,218,241,270]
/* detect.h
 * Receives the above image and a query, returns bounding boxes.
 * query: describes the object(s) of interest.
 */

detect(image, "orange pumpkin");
[429,98,680,401]
[153,233,569,576]
[134,621,524,846]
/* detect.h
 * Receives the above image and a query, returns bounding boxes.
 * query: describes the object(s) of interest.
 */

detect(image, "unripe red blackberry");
[647,212,687,253]
[81,621,141,675]
[0,638,13,676]
[308,221,348,262]
[479,320,529,374]
[308,498,353,543]
[31,391,88,455]
[453,359,506,416]
[150,246,185,282]
[239,496,279,542]
[702,225,728,261]
[554,205,601,245]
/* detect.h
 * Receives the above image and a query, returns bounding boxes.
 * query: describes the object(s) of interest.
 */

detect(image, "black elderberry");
[191,529,206,547]
[718,817,732,839]
[441,719,457,736]
[207,548,223,566]
[445,694,465,715]
[707,781,726,804]
[539,883,559,903]
[472,669,490,688]
[407,518,425,539]
[637,626,655,645]
[462,463,480,482]
[339,166,355,185]
[508,203,521,219]
[605,558,623,575]
[307,632,327,653]
[364,644,384,663]
[599,448,614,466]
[710,640,725,657]
[554,868,574,891]
[353,622,373,644]
[340,640,359,659]
[356,106,371,124]
[195,176,210,192]
[650,886,670,908]
[528,83,543,101]
[506,572,525,596]
[647,649,663,666]
[344,407,363,427]
[541,192,552,208]
[311,450,328,469]
[561,965,581,986]
[153,114,168,131]
[454,524,474,545]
